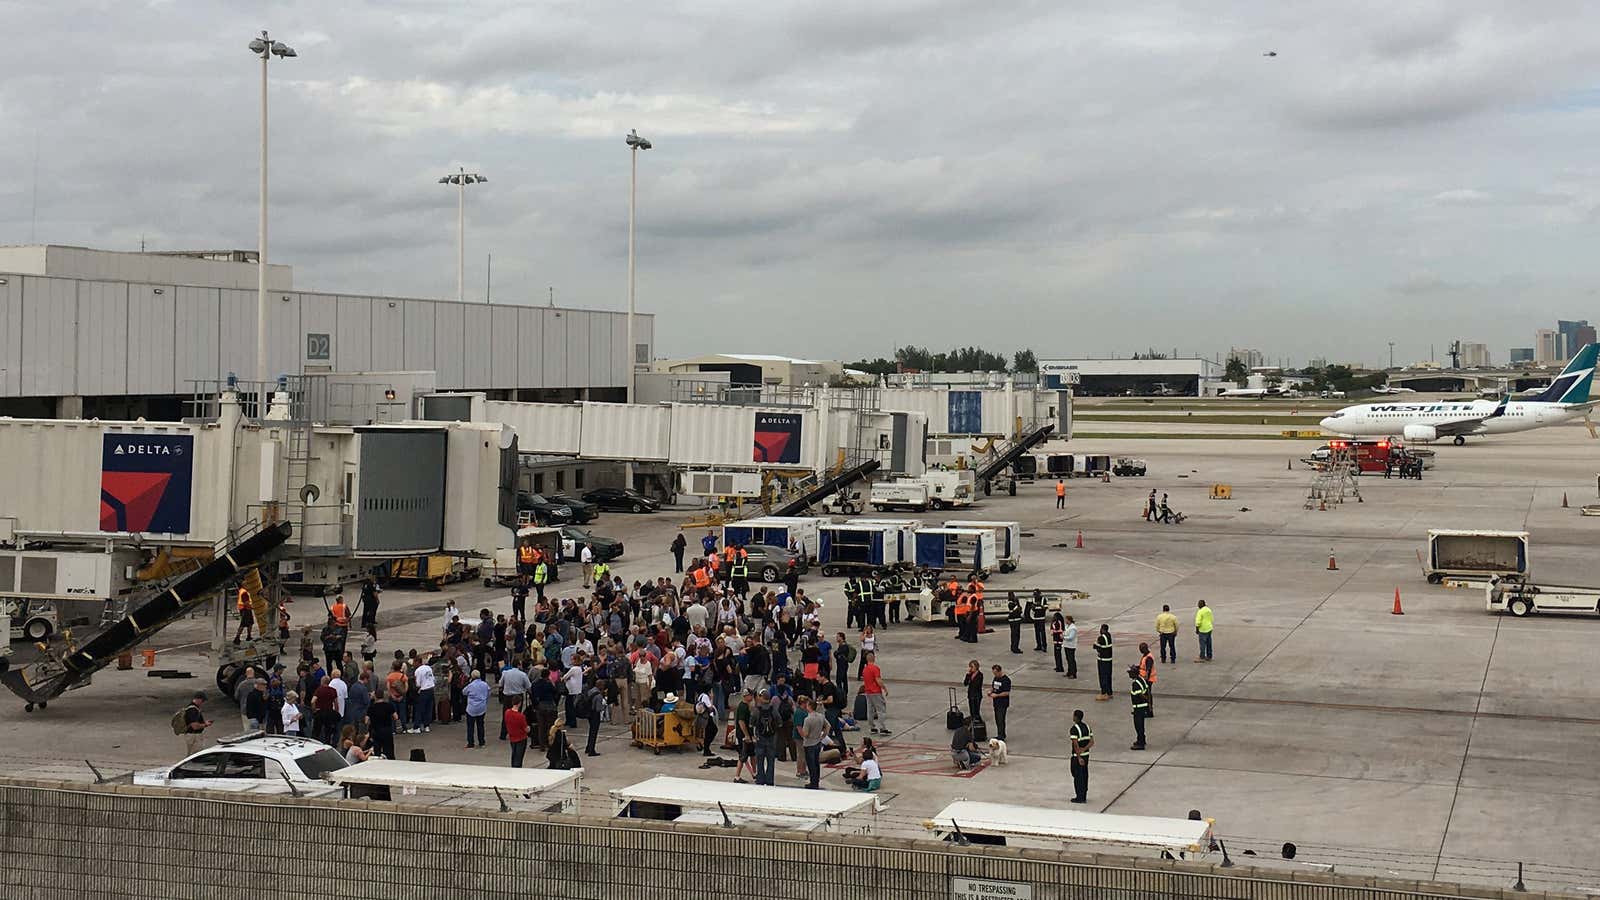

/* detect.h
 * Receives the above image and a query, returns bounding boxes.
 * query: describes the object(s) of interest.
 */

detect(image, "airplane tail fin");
[1488,395,1509,418]
[1531,343,1599,405]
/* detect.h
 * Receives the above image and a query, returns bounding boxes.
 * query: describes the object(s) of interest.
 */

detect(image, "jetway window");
[575,469,585,489]
[556,471,566,491]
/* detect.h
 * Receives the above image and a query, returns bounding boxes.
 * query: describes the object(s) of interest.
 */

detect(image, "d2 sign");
[951,877,1032,900]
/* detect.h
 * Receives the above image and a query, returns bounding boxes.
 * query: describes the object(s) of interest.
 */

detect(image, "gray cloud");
[3,0,1600,367]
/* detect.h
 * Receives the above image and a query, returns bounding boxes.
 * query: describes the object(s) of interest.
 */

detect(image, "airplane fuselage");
[1320,401,1581,438]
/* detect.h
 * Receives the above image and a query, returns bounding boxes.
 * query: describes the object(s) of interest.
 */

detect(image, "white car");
[133,733,348,797]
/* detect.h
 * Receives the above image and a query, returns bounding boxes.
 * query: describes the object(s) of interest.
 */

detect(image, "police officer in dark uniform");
[1128,664,1150,750]
[1094,625,1115,701]
[1069,709,1094,803]
[864,574,885,628]
[1006,592,1024,654]
[844,576,862,629]
[1026,590,1048,651]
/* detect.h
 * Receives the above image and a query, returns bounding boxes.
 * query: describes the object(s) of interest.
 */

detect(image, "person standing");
[1006,593,1023,654]
[987,664,1012,742]
[1195,600,1214,662]
[359,577,381,630]
[364,691,399,760]
[580,543,595,588]
[670,532,687,573]
[1069,709,1093,803]
[801,697,828,789]
[1063,615,1079,679]
[504,702,530,768]
[1155,604,1179,665]
[861,651,888,735]
[1027,591,1047,651]
[583,679,604,757]
[1145,489,1158,522]
[1050,612,1066,672]
[1055,478,1066,509]
[833,632,853,696]
[463,670,490,749]
[280,691,304,737]
[1094,624,1114,701]
[752,690,778,786]
[498,660,530,741]
[1137,642,1157,718]
[734,689,757,784]
[411,655,436,734]
[312,676,340,745]
[179,691,212,756]
[1128,665,1151,750]
[962,659,984,719]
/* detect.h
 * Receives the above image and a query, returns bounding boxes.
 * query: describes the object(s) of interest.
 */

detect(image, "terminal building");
[0,245,652,420]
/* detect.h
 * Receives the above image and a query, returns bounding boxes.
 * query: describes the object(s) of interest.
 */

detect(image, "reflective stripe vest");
[329,600,349,627]
[730,562,748,579]
[518,545,535,565]
[1130,676,1150,710]
[592,562,610,583]
[859,580,876,602]
[954,593,971,616]
[1006,597,1022,620]
[969,581,985,602]
[533,562,549,585]
[1139,651,1157,683]
[693,568,711,589]
[1094,631,1113,660]
[1070,721,1093,757]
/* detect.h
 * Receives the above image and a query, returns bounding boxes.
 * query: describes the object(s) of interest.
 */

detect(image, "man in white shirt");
[442,602,460,634]
[328,669,349,718]
[563,657,587,725]
[580,544,595,587]
[412,657,437,733]
[684,599,708,634]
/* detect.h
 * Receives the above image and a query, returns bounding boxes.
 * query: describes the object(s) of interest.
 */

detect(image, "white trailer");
[942,519,1021,573]
[609,775,878,834]
[1486,576,1600,618]
[722,516,826,562]
[1423,529,1529,584]
[925,800,1216,859]
[870,480,930,512]
[912,527,997,578]
[328,759,582,813]
[920,470,976,509]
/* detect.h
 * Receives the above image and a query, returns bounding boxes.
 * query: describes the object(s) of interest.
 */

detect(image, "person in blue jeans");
[753,690,778,785]
[462,670,490,749]
[411,657,437,733]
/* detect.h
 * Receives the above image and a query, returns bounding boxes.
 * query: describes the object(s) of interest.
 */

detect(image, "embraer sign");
[1039,363,1081,384]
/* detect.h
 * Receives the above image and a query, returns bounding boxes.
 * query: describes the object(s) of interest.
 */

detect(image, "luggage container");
[721,516,824,562]
[1041,453,1075,477]
[1082,454,1112,477]
[818,522,917,576]
[1423,529,1528,584]
[328,759,581,813]
[610,775,877,834]
[912,527,997,578]
[942,520,1021,573]
[483,526,561,587]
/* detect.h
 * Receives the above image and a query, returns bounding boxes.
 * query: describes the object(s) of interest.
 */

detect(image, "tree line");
[850,346,1038,376]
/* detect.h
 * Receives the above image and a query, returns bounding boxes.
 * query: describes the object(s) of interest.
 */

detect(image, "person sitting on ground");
[844,745,882,791]
[950,715,979,770]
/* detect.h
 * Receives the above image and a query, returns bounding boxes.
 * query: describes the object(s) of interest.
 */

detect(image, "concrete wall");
[0,779,1559,900]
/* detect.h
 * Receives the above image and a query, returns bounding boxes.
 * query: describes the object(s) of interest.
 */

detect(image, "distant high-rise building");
[1228,347,1264,368]
[1556,320,1590,361]
[1457,342,1490,367]
[1508,348,1534,364]
[1575,324,1597,352]
[1536,329,1560,365]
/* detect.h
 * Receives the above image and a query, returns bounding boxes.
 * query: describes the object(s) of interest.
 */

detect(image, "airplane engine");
[1402,424,1438,443]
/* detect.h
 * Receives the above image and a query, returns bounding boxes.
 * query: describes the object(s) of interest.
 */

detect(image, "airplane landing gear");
[1453,435,1466,446]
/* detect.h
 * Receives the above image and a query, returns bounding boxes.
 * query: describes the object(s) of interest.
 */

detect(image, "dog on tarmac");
[987,738,1009,765]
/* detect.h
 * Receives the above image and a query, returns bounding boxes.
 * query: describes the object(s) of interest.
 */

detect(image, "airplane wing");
[1431,397,1508,436]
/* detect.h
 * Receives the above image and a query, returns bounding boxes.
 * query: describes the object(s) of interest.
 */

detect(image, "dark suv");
[581,487,661,514]
[547,493,598,524]
[516,492,573,526]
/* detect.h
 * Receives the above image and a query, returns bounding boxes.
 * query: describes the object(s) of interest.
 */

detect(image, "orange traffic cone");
[1327,552,1338,571]
[1391,587,1404,616]
[1075,530,1085,549]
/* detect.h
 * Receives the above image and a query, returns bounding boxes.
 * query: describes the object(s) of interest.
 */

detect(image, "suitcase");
[854,690,868,721]
[945,687,964,730]
[969,714,988,744]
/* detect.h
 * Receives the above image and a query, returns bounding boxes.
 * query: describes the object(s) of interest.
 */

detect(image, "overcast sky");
[3,1,1599,368]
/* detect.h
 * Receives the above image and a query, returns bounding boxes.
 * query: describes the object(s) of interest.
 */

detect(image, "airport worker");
[1050,612,1066,672]
[1195,600,1214,662]
[1128,665,1150,750]
[1094,624,1114,700]
[1027,590,1048,651]
[1055,478,1067,509]
[1007,593,1024,653]
[1155,604,1179,665]
[517,542,536,577]
[702,529,718,556]
[1145,489,1158,522]
[233,585,254,643]
[1062,615,1079,678]
[532,559,550,603]
[1137,642,1157,717]
[329,594,350,629]
[1069,709,1093,803]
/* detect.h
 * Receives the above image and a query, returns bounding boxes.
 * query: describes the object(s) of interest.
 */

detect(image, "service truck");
[869,480,931,512]
[1486,575,1600,618]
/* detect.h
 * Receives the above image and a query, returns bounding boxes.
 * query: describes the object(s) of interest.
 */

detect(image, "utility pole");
[1388,342,1395,369]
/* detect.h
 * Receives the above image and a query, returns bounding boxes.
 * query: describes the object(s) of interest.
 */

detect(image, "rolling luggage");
[946,687,964,729]
[854,690,868,722]
[969,714,988,744]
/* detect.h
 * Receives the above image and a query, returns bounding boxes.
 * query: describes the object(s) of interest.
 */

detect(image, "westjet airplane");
[1319,344,1599,445]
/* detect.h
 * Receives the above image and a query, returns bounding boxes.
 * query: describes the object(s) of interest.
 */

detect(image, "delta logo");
[100,434,194,534]
[110,442,185,455]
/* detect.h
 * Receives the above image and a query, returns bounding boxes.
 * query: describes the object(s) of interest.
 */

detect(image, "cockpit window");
[1324,412,1343,419]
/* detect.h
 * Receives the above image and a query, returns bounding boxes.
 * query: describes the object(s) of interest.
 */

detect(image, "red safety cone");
[1327,552,1338,571]
[1391,587,1404,616]
[1075,530,1085,549]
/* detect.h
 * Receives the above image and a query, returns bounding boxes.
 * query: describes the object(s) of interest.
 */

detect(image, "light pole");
[248,30,296,405]
[438,168,487,303]
[625,129,652,403]
[1388,342,1395,369]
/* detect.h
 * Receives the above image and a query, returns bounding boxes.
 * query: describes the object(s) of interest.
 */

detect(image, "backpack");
[170,706,191,736]
[837,643,857,665]
[754,705,778,738]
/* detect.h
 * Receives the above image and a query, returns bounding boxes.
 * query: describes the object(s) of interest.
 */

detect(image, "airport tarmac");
[5,425,1600,893]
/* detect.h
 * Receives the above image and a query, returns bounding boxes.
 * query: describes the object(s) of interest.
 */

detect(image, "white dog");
[987,738,1009,765]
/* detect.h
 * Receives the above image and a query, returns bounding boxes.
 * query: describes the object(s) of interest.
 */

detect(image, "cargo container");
[912,527,997,577]
[579,401,671,462]
[1041,453,1075,477]
[817,522,917,576]
[483,400,582,456]
[722,516,825,562]
[942,520,1021,573]
[1424,529,1529,583]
